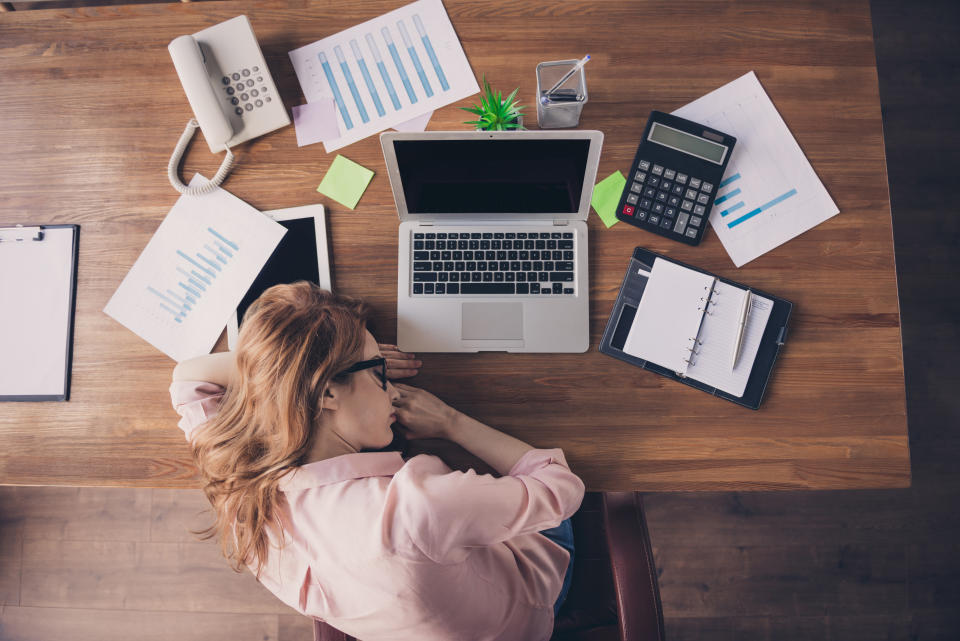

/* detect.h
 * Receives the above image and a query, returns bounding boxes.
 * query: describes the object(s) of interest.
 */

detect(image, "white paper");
[392,109,433,132]
[0,227,75,397]
[289,0,478,152]
[623,258,716,375]
[103,176,286,362]
[684,282,774,397]
[673,71,839,267]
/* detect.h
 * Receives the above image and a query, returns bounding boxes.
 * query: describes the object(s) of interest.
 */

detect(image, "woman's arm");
[171,351,237,387]
[392,383,533,476]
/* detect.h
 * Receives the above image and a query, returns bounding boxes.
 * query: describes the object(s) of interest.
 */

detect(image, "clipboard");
[599,247,792,410]
[0,224,80,401]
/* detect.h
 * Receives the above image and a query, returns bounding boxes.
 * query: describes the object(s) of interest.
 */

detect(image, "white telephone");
[167,15,290,196]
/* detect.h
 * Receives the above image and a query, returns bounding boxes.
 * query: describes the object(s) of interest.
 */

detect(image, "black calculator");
[615,111,736,246]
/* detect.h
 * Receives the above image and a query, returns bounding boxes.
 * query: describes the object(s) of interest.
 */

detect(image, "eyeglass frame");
[334,357,388,391]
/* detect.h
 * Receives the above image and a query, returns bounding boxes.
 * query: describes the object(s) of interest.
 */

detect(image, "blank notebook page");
[622,258,716,375]
[685,282,774,397]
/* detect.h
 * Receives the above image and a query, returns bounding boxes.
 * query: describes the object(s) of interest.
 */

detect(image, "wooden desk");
[0,0,908,490]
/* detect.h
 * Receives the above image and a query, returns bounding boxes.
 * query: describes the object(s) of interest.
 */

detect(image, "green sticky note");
[591,170,627,228]
[317,155,375,210]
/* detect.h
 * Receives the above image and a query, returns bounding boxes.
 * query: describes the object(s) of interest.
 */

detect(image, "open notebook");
[622,257,773,398]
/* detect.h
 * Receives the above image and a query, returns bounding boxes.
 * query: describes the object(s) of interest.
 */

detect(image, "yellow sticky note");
[591,170,627,228]
[317,155,375,210]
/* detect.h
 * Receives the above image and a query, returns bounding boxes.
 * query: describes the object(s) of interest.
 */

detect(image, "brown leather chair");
[313,492,664,641]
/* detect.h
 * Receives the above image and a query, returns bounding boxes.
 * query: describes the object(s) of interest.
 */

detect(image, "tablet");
[227,204,331,349]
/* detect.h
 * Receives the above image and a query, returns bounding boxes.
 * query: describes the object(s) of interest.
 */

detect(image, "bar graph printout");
[673,71,839,267]
[289,0,479,152]
[104,175,286,362]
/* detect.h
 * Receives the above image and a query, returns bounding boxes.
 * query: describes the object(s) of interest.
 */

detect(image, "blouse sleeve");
[168,380,226,442]
[386,448,585,564]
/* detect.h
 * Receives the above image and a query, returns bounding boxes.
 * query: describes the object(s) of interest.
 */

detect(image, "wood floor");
[1,1,958,639]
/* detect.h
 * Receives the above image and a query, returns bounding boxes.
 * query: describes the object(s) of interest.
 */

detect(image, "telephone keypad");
[221,67,272,117]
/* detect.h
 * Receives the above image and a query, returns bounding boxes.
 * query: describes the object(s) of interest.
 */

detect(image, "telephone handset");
[167,16,290,196]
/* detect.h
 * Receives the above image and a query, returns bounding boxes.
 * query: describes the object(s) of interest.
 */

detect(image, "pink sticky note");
[293,100,340,147]
[392,110,433,132]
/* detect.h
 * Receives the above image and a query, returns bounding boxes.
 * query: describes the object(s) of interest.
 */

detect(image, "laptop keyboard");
[410,229,577,296]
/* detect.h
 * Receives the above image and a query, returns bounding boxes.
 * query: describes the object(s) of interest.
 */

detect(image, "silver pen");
[731,289,751,369]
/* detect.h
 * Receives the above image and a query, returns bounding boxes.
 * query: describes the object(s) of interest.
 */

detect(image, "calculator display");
[648,122,728,165]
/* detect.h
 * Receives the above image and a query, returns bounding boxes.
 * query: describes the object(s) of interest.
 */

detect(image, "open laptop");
[380,130,604,353]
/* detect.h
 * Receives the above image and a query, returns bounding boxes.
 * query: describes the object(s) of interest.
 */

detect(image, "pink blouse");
[171,381,585,641]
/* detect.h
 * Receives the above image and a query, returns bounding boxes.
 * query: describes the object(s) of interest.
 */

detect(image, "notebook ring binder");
[0,224,44,242]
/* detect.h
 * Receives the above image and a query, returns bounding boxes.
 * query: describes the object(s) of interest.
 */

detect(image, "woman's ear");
[321,382,342,411]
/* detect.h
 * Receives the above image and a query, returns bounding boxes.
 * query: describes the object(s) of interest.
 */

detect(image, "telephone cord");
[167,119,236,196]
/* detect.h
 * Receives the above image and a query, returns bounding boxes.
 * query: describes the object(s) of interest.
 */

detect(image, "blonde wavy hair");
[191,282,369,576]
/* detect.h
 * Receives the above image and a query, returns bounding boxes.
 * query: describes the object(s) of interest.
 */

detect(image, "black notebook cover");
[598,247,792,410]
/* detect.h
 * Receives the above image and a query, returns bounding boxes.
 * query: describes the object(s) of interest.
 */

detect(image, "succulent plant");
[461,75,525,131]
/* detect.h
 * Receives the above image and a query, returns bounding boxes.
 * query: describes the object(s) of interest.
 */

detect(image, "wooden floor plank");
[19,539,292,615]
[278,614,317,641]
[0,487,152,542]
[149,488,211,543]
[0,606,279,641]
[0,517,22,607]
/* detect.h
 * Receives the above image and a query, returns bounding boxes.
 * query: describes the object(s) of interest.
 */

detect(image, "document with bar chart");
[289,0,478,152]
[673,71,839,267]
[104,175,286,362]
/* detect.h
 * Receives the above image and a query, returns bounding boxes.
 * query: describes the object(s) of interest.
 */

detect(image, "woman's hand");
[379,344,421,379]
[392,383,459,440]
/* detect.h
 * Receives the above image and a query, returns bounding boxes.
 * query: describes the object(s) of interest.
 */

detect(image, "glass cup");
[536,59,588,129]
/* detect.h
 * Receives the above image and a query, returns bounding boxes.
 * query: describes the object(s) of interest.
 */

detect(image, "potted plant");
[461,76,525,130]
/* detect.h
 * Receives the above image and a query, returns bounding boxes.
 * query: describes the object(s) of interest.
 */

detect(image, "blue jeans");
[540,518,575,617]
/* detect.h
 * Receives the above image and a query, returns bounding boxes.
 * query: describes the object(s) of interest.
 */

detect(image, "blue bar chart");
[288,0,477,152]
[145,227,238,324]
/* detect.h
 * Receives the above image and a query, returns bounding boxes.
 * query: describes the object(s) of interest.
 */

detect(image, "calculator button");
[232,73,241,81]
[235,107,244,115]
[660,180,673,193]
[222,76,231,85]
[648,214,661,225]
[693,204,706,216]
[635,210,647,221]
[697,193,710,205]
[675,173,688,184]
[660,218,673,230]
[246,79,255,87]
[685,188,698,200]
[672,184,684,195]
[663,169,676,180]
[251,89,259,97]
[635,171,647,183]
[244,103,253,112]
[242,68,251,77]
[652,164,664,175]
[630,182,644,194]
[626,193,639,204]
[652,203,665,214]
[690,216,703,228]
[230,97,240,105]
[656,191,668,202]
[241,92,249,101]
[226,87,235,95]
[646,175,660,187]
[638,160,651,171]
[681,200,694,211]
[668,196,681,207]
[255,99,263,107]
[639,199,653,211]
[643,187,657,198]
[685,228,699,239]
[689,177,702,189]
[664,207,677,218]
[622,205,634,216]
[701,182,714,194]
[674,212,690,235]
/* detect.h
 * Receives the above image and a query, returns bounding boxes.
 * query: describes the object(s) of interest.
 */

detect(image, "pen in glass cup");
[541,54,590,104]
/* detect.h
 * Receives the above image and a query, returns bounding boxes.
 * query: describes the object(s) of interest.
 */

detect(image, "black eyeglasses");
[335,357,388,390]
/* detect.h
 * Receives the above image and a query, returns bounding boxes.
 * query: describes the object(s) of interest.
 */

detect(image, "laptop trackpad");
[461,302,523,340]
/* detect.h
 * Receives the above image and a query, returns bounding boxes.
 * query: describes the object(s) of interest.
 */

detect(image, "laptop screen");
[393,138,591,214]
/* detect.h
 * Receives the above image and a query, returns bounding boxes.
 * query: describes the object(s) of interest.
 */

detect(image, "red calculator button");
[622,205,634,216]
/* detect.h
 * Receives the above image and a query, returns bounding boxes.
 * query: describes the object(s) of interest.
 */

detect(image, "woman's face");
[332,330,400,451]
